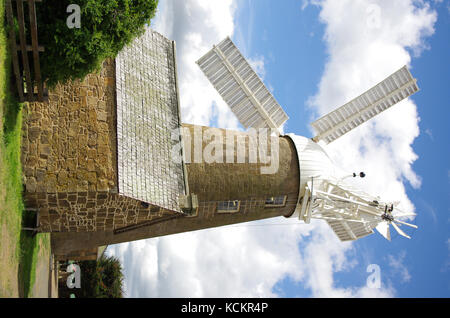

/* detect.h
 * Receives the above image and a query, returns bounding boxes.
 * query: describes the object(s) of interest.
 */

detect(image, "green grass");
[0,0,50,297]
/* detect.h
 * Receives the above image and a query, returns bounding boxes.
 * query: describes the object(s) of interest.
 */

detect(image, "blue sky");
[109,0,449,298]
[232,0,449,297]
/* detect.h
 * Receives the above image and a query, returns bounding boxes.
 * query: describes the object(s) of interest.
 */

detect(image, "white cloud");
[387,251,412,283]
[152,0,240,130]
[109,219,312,297]
[295,221,395,297]
[301,0,309,11]
[109,0,436,298]
[247,55,266,80]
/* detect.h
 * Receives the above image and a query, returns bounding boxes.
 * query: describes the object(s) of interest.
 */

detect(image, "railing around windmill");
[5,0,48,102]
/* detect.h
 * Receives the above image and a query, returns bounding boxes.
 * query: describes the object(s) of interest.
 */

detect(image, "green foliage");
[36,0,158,86]
[77,254,125,298]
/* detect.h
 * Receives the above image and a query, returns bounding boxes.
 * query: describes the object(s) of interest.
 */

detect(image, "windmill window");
[265,195,287,207]
[217,200,240,213]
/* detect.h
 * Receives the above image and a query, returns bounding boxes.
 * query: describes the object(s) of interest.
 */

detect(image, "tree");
[36,0,158,86]
[80,254,124,298]
[93,254,125,298]
[60,255,125,298]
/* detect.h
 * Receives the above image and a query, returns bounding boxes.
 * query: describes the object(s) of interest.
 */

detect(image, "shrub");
[36,0,158,86]
[59,255,125,298]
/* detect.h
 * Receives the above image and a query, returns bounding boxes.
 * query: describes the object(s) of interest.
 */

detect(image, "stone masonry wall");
[21,59,117,194]
[26,191,175,233]
[21,59,179,234]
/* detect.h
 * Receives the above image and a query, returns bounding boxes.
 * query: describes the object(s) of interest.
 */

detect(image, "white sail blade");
[391,221,411,239]
[312,65,419,144]
[376,221,391,241]
[197,37,289,130]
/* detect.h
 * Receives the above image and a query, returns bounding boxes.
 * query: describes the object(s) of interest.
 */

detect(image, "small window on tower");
[265,195,287,207]
[217,200,240,213]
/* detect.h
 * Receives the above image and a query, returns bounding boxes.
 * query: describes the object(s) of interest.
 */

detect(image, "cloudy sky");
[107,0,450,297]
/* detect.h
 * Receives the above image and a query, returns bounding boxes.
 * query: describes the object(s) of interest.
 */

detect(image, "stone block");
[26,177,37,193]
[28,126,40,141]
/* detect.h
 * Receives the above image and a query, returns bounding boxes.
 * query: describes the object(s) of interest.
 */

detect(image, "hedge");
[36,0,158,86]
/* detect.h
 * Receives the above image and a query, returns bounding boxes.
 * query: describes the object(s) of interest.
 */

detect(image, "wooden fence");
[5,0,47,102]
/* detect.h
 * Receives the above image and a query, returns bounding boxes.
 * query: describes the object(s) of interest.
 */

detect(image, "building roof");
[115,28,187,212]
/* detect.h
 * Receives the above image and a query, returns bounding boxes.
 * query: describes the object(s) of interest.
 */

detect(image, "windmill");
[196,37,419,242]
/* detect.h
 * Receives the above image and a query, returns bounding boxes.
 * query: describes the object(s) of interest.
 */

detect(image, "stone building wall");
[21,59,179,234]
[27,191,175,233]
[21,59,118,195]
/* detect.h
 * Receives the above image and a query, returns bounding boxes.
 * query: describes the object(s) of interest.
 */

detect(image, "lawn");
[0,0,50,298]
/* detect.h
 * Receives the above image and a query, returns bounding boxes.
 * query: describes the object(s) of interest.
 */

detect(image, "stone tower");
[21,29,301,259]
[48,124,301,257]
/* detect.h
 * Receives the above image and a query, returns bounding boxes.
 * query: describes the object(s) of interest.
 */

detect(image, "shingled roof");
[115,28,187,212]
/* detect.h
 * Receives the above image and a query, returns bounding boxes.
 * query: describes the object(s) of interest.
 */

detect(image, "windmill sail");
[376,221,391,241]
[311,66,419,144]
[197,37,289,131]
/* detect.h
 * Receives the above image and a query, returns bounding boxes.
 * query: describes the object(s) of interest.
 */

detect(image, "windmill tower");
[38,31,420,258]
[195,37,419,241]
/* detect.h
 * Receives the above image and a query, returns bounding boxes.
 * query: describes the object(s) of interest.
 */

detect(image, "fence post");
[5,0,47,102]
